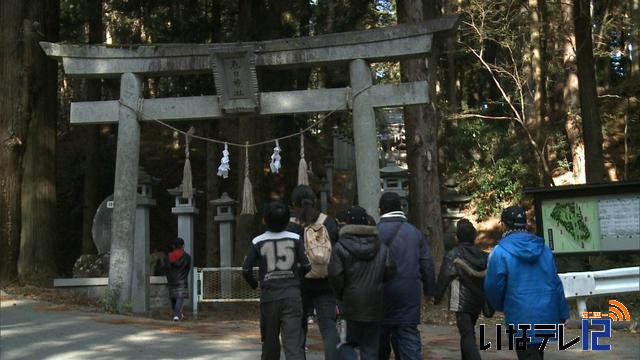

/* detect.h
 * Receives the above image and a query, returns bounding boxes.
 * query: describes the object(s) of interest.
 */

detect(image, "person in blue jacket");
[484,206,569,360]
[376,192,436,359]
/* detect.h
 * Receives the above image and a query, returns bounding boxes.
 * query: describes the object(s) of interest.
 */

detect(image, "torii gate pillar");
[350,59,381,218]
[108,73,142,310]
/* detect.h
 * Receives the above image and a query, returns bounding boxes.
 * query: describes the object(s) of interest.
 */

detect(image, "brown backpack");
[303,213,332,279]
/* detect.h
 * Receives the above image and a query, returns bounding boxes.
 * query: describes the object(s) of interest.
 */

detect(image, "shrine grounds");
[1,289,639,360]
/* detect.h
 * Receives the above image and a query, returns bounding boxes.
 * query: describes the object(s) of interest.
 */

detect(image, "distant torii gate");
[41,15,458,312]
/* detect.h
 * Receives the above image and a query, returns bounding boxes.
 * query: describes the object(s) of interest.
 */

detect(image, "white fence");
[192,267,259,316]
[559,266,640,315]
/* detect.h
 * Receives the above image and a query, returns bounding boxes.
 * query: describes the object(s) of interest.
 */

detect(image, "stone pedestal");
[380,160,410,216]
[212,193,236,298]
[168,185,199,308]
[440,179,471,250]
[168,186,199,259]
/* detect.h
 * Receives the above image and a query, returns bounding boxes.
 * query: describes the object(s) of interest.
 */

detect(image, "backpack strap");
[386,222,404,248]
[315,213,327,226]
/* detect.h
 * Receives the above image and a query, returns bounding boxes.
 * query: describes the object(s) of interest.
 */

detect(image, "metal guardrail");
[192,267,259,316]
[189,266,640,317]
[559,266,640,316]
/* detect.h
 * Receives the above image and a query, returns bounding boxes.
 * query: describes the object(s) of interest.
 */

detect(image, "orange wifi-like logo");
[606,300,631,322]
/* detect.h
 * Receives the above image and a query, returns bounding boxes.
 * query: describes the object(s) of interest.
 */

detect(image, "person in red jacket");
[165,238,191,321]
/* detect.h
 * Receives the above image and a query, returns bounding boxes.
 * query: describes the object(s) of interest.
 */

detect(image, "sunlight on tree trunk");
[527,0,550,186]
[396,0,445,269]
[561,0,586,184]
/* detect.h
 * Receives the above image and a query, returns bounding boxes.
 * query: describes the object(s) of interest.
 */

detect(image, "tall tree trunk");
[633,0,640,76]
[0,0,27,283]
[81,0,103,255]
[17,0,60,282]
[573,0,605,183]
[561,0,586,184]
[527,0,551,186]
[396,0,445,269]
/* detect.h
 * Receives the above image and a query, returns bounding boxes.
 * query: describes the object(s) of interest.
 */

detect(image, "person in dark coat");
[434,219,488,360]
[286,185,340,360]
[165,237,191,321]
[328,206,395,359]
[376,192,436,360]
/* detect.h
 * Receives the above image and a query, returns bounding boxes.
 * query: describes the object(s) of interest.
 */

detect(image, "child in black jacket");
[434,219,489,360]
[328,206,395,359]
[242,201,311,360]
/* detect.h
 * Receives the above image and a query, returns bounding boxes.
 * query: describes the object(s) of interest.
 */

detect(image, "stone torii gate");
[41,16,458,311]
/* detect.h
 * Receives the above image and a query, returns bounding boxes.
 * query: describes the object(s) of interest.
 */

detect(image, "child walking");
[328,206,395,359]
[434,219,489,360]
[165,237,191,321]
[242,201,311,360]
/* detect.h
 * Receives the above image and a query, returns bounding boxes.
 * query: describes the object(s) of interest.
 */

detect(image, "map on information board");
[542,197,601,252]
[540,194,640,253]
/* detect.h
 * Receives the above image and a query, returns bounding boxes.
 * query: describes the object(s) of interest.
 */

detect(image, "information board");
[540,194,640,253]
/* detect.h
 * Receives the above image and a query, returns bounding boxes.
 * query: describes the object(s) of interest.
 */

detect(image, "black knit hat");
[456,219,477,243]
[346,206,369,225]
[501,206,527,229]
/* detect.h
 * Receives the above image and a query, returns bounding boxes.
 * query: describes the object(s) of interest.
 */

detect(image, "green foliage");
[445,118,535,219]
[465,158,530,219]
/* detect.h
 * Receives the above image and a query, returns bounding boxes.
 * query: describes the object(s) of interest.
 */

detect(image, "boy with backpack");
[242,201,311,360]
[434,219,489,360]
[286,185,340,360]
[328,206,395,359]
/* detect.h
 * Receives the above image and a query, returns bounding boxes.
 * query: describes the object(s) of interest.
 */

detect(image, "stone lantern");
[380,160,409,215]
[167,184,199,258]
[440,178,472,250]
[133,167,156,314]
[212,193,236,299]
[211,193,236,268]
[168,184,199,307]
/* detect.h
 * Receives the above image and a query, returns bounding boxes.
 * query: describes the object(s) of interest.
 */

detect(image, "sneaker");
[178,314,184,321]
[172,316,179,321]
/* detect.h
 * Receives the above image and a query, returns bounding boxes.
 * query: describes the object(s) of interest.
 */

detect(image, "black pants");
[516,344,544,360]
[261,297,305,360]
[455,312,481,360]
[338,320,381,359]
[302,294,340,360]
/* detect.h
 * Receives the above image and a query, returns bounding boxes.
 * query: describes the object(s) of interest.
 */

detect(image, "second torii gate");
[41,15,458,312]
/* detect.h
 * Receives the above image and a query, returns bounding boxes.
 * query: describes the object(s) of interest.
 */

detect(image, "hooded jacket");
[484,231,569,343]
[434,242,488,314]
[328,225,396,322]
[377,212,436,325]
[165,249,191,299]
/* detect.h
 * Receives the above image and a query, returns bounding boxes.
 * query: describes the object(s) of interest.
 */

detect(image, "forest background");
[1,0,638,286]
